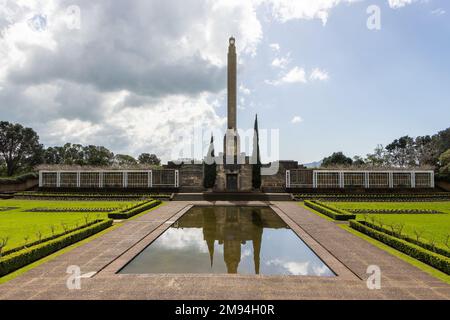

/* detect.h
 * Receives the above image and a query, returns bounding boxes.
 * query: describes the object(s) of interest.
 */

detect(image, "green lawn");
[0,199,138,251]
[326,201,450,245]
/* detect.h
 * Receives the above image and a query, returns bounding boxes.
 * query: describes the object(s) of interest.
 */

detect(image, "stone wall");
[179,164,204,192]
[0,178,38,192]
[215,163,253,192]
[261,160,301,192]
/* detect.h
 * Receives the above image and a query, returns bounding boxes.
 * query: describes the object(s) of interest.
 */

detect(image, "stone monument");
[215,37,253,192]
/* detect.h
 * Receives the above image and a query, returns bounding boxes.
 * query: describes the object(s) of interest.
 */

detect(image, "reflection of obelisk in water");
[251,210,263,274]
[203,209,217,268]
[223,207,241,273]
[224,37,240,160]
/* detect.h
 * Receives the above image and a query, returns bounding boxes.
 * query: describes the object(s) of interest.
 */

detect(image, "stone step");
[172,192,293,202]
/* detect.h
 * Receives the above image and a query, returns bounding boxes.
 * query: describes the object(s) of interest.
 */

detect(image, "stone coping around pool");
[0,201,449,300]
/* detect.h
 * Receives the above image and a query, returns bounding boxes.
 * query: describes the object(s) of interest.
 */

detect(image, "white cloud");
[431,8,446,16]
[271,55,290,69]
[239,84,251,95]
[0,0,261,160]
[267,66,331,85]
[261,0,360,25]
[269,43,280,52]
[388,0,413,9]
[266,66,307,85]
[291,116,303,124]
[309,68,330,81]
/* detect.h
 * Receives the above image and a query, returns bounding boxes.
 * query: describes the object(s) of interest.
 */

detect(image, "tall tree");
[252,114,261,189]
[203,134,217,189]
[321,152,353,167]
[385,136,416,167]
[83,145,114,166]
[138,153,161,166]
[366,144,387,167]
[0,121,43,176]
[438,149,450,178]
[114,154,137,166]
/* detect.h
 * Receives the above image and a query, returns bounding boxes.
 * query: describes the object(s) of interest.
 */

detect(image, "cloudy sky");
[1,0,449,163]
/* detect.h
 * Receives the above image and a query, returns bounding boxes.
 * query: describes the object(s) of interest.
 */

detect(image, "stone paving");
[0,201,448,300]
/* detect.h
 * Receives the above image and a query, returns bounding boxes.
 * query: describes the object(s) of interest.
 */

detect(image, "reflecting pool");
[119,206,334,276]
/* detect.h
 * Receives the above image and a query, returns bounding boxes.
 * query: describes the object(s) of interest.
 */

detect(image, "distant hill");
[302,160,322,168]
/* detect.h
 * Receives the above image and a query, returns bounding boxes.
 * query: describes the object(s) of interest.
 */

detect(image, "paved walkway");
[0,201,448,300]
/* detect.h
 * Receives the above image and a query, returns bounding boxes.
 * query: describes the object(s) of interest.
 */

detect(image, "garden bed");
[349,220,450,274]
[295,193,450,202]
[14,191,171,201]
[0,219,113,277]
[304,200,356,220]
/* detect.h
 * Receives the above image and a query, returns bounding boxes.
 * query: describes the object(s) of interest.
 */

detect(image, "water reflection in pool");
[119,206,334,276]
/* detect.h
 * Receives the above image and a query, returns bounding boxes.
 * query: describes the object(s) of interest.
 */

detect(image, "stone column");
[227,37,237,130]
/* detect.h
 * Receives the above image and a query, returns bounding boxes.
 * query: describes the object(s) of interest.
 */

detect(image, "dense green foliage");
[137,153,161,166]
[0,122,43,176]
[321,152,353,167]
[0,121,164,177]
[438,149,450,180]
[203,135,216,189]
[350,220,450,274]
[252,115,261,189]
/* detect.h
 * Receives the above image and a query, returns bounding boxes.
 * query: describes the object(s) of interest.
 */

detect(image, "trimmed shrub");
[346,208,442,214]
[304,200,356,221]
[0,219,113,277]
[108,199,161,219]
[295,193,450,202]
[360,221,450,258]
[349,220,450,274]
[15,192,170,201]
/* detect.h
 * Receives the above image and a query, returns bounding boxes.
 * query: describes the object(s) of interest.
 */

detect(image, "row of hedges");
[349,220,450,274]
[1,220,103,257]
[0,172,38,185]
[295,193,450,202]
[346,209,443,214]
[0,219,113,277]
[304,200,356,221]
[359,220,450,258]
[14,191,170,201]
[26,207,117,213]
[108,199,161,219]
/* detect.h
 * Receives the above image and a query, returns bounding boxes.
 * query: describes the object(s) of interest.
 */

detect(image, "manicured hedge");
[304,200,356,221]
[346,209,442,214]
[1,220,105,257]
[15,192,171,201]
[0,219,113,277]
[349,220,450,274]
[108,200,161,219]
[359,220,450,258]
[0,172,38,185]
[295,193,450,202]
[26,207,117,213]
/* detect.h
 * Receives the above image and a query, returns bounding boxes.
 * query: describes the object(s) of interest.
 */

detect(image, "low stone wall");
[179,164,204,192]
[0,178,38,192]
[437,180,450,192]
[261,160,300,192]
